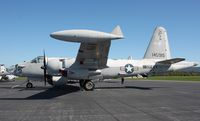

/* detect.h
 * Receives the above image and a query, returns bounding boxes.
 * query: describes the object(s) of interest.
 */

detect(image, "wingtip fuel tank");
[50,25,124,43]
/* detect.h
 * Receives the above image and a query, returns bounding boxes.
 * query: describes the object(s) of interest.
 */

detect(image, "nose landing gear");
[26,80,33,88]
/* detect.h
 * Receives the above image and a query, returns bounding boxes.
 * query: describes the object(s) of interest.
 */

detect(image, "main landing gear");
[79,79,95,91]
[26,80,33,88]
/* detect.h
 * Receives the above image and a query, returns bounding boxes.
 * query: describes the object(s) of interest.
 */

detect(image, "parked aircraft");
[0,64,16,81]
[14,26,198,90]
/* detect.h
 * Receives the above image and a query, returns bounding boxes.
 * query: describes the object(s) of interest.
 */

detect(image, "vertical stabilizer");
[143,27,171,59]
[111,25,123,37]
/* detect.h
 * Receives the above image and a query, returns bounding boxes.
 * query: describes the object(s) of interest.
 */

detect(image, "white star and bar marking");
[125,64,134,74]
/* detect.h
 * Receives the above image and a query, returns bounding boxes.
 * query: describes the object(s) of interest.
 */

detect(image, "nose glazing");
[194,63,198,66]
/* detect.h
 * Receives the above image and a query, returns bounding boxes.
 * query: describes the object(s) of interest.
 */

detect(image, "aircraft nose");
[14,64,25,76]
[193,62,198,66]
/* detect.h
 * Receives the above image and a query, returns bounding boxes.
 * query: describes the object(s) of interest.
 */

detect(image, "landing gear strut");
[121,77,124,84]
[79,79,84,91]
[79,80,95,91]
[26,80,33,88]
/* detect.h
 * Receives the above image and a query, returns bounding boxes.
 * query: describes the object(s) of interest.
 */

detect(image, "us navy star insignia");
[125,64,134,74]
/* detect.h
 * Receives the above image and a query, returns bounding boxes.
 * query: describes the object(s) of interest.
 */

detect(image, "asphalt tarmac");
[0,79,200,121]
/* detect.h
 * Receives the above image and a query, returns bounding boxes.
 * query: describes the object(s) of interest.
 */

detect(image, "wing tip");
[111,25,124,38]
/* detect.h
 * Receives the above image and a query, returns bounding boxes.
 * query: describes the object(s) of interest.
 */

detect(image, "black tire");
[83,80,95,91]
[26,82,33,88]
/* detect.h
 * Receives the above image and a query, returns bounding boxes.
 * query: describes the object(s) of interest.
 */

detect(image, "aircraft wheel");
[26,82,33,88]
[84,80,95,91]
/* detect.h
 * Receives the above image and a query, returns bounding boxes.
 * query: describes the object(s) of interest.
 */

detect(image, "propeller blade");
[43,50,47,86]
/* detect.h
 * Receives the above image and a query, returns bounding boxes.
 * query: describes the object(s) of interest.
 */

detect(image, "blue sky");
[0,0,199,67]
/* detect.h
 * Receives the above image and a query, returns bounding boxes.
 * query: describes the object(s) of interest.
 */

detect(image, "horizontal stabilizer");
[111,25,123,37]
[157,58,185,64]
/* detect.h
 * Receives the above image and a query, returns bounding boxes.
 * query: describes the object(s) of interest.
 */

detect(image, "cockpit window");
[38,56,44,63]
[31,56,44,63]
[31,58,37,63]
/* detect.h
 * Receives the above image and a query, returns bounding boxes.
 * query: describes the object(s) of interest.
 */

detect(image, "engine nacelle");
[47,58,69,76]
[47,76,67,86]
[47,59,62,75]
[67,69,89,80]
[66,69,102,80]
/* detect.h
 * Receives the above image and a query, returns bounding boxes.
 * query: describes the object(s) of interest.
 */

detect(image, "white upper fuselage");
[104,59,197,78]
[15,57,198,80]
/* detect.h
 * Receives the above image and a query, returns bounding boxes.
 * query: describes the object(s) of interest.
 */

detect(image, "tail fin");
[143,26,171,59]
[111,25,124,37]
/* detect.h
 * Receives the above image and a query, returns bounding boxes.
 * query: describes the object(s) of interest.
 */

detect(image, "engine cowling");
[46,58,69,76]
[47,59,62,75]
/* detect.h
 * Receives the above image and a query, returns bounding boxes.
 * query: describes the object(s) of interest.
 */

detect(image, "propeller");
[41,50,47,86]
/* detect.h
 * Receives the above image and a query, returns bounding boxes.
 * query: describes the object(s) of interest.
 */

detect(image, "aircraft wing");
[69,26,123,70]
[74,41,111,69]
[50,25,123,71]
[157,58,185,64]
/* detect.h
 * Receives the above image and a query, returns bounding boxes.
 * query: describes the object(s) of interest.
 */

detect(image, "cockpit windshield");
[31,56,44,63]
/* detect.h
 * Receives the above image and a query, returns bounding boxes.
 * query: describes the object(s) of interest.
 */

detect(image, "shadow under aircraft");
[0,85,80,100]
[0,84,169,100]
[95,86,167,90]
